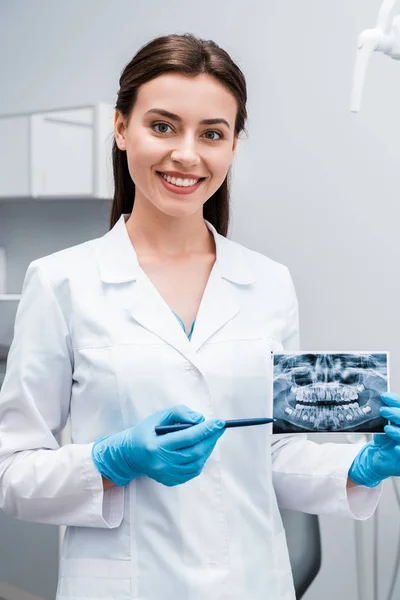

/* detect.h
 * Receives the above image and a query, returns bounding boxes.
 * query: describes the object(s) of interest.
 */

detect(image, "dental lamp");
[351,0,400,112]
[350,2,400,598]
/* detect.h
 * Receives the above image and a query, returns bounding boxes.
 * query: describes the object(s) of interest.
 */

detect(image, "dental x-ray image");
[272,352,389,434]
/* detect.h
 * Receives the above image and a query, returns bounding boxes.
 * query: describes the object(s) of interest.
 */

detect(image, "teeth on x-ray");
[273,352,388,433]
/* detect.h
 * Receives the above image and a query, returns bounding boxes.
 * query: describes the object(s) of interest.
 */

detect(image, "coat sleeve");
[270,267,383,519]
[0,260,124,528]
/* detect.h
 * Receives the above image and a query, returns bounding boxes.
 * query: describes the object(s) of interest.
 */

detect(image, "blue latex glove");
[348,393,400,487]
[92,404,225,487]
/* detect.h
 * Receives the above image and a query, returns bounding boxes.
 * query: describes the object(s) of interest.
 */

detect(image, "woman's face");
[114,72,239,219]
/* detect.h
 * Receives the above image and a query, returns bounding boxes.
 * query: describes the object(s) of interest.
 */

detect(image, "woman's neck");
[125,200,215,259]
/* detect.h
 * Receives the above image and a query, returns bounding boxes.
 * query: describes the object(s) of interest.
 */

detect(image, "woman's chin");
[153,201,204,220]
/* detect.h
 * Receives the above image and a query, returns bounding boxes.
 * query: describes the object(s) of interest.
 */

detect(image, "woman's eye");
[152,122,223,140]
[203,130,223,141]
[153,122,172,134]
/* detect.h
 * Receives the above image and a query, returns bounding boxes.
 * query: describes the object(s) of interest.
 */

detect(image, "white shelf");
[0,103,115,201]
[0,295,21,301]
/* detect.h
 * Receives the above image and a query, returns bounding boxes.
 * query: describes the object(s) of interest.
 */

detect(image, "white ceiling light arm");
[351,0,400,112]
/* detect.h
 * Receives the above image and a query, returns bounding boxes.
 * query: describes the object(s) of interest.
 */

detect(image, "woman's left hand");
[348,393,400,487]
[378,392,400,443]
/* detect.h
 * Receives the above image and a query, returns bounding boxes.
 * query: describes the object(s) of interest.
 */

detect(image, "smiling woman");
[110,33,248,236]
[1,31,398,600]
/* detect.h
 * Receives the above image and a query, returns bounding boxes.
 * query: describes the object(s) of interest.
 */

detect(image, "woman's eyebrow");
[144,108,231,130]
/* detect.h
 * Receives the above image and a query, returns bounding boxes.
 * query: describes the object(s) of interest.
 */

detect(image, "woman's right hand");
[92,405,226,487]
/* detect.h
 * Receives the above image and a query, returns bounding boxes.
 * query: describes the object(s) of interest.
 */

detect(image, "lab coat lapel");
[95,214,195,361]
[126,271,194,359]
[189,264,240,351]
[190,221,256,351]
[95,214,256,363]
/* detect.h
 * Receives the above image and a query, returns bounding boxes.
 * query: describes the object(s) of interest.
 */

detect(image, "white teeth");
[294,385,359,404]
[348,402,361,418]
[284,399,373,429]
[160,173,200,187]
[331,407,341,428]
[287,382,373,430]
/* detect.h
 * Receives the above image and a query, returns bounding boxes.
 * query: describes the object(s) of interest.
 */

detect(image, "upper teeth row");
[291,384,363,402]
[160,173,199,187]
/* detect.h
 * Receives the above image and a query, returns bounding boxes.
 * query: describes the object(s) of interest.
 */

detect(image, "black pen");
[155,417,275,435]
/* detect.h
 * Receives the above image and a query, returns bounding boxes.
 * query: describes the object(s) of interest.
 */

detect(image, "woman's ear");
[232,135,239,155]
[114,110,127,151]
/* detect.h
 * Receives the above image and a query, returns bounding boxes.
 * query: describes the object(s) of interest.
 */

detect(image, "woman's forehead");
[135,73,237,120]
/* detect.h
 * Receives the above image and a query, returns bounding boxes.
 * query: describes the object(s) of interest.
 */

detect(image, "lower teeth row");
[284,401,371,426]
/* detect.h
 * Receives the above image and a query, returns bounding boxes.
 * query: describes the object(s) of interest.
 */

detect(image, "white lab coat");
[0,214,382,600]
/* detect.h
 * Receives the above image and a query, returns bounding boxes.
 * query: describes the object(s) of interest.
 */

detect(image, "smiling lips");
[157,171,205,195]
[159,170,205,181]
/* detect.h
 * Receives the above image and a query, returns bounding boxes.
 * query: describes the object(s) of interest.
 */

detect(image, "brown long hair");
[109,33,248,237]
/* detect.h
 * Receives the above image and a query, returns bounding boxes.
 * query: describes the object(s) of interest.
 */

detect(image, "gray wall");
[0,510,59,600]
[0,201,110,599]
[1,1,400,599]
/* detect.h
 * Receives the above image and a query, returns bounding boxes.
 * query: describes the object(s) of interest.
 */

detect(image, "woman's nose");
[170,137,201,165]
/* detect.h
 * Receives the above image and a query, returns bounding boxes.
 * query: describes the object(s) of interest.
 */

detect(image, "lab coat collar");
[95,214,255,357]
[96,214,255,285]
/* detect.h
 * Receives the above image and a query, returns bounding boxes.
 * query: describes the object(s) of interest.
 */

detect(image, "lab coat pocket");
[57,565,131,599]
[110,341,187,425]
[202,334,282,419]
[57,558,132,598]
[61,486,133,565]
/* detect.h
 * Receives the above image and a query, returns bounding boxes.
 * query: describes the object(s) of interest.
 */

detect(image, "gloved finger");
[157,405,205,427]
[158,465,202,486]
[154,458,205,483]
[163,418,225,451]
[145,456,199,481]
[172,453,213,477]
[383,425,400,444]
[380,407,400,424]
[373,433,393,447]
[170,430,223,464]
[380,393,400,408]
[388,444,400,465]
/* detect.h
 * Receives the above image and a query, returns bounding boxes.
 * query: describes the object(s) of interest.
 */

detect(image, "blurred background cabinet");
[0,104,115,201]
